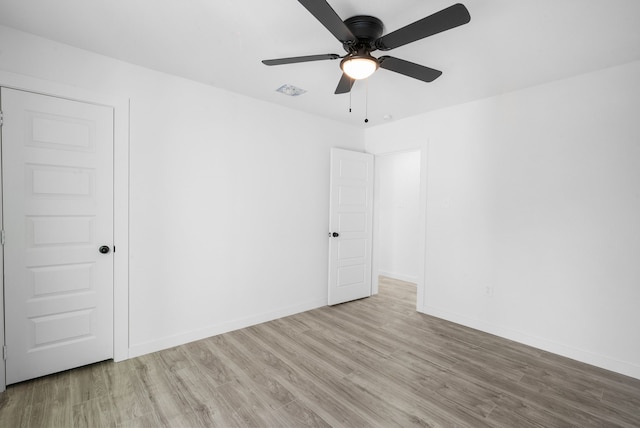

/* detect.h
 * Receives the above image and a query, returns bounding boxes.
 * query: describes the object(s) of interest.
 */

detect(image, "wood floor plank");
[229,324,387,426]
[249,324,358,378]
[71,395,116,427]
[109,392,154,426]
[601,386,640,423]
[453,356,626,427]
[30,370,71,406]
[271,399,332,428]
[116,411,163,428]
[390,351,500,417]
[346,369,481,428]
[102,359,139,399]
[0,382,34,428]
[213,376,273,416]
[69,362,110,405]
[518,372,640,427]
[134,373,193,424]
[25,401,72,428]
[183,340,237,387]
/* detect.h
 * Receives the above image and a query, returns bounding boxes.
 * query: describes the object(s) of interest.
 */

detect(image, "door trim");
[0,71,130,391]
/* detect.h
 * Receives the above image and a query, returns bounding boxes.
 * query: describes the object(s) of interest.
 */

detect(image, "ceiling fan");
[262,0,471,94]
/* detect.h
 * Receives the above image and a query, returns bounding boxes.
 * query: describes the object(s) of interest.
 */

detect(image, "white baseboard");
[128,299,326,358]
[421,305,640,380]
[378,271,418,284]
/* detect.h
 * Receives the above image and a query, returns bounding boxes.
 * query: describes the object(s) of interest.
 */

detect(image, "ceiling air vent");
[275,84,307,96]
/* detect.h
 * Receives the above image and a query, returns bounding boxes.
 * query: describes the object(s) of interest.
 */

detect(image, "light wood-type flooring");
[1,276,639,427]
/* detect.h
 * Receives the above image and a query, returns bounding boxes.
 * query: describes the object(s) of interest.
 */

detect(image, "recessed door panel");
[339,158,368,180]
[29,113,94,151]
[27,216,94,247]
[30,263,94,296]
[338,212,367,233]
[338,185,367,206]
[31,309,93,347]
[337,239,366,260]
[337,265,366,288]
[28,164,94,197]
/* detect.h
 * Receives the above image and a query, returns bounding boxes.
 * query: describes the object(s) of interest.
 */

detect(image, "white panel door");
[1,87,114,384]
[328,148,374,305]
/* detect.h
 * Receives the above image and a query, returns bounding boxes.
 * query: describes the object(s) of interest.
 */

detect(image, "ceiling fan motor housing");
[343,15,384,52]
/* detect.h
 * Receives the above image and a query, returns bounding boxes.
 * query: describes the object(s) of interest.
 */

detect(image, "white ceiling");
[1,0,639,127]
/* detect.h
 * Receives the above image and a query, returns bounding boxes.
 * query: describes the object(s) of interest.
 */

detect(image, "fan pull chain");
[349,89,352,113]
[364,79,369,123]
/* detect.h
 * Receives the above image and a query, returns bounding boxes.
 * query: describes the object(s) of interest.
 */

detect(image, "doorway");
[372,148,426,311]
[375,150,421,282]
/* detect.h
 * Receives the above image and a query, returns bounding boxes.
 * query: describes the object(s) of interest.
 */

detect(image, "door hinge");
[1,230,4,246]
[0,110,3,127]
[3,345,6,361]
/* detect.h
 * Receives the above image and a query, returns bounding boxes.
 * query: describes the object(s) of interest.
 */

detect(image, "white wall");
[0,25,365,357]
[375,151,421,283]
[366,60,640,380]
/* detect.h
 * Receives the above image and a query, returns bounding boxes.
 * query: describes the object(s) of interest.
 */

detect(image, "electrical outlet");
[485,286,494,297]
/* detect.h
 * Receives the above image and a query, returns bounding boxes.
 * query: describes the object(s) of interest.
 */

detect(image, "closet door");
[2,87,114,384]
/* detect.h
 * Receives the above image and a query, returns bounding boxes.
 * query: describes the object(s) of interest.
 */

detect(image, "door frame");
[0,71,130,391]
[369,143,428,312]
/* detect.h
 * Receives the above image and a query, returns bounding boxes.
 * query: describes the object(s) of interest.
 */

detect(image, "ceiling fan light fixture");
[341,54,379,80]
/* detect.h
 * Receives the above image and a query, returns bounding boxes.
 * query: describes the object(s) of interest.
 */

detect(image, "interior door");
[1,87,114,384]
[328,148,374,305]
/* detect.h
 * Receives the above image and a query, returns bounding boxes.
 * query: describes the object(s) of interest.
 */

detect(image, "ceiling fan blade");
[262,54,341,66]
[375,3,470,51]
[334,73,355,94]
[378,56,442,82]
[298,0,356,43]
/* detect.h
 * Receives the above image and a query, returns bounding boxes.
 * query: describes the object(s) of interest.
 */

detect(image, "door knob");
[99,245,111,254]
[332,232,339,237]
